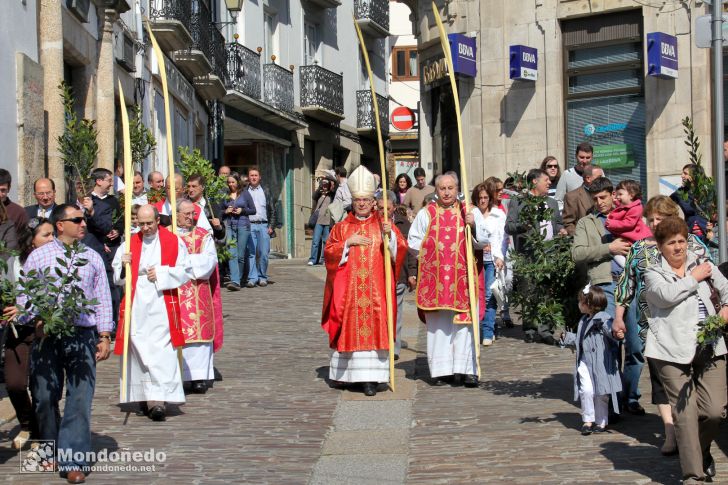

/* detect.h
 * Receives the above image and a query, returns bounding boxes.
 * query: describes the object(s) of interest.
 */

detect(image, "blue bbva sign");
[509,45,537,81]
[448,33,477,77]
[647,32,678,79]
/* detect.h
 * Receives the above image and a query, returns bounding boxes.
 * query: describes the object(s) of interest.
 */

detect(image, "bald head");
[34,178,56,208]
[137,204,160,236]
[148,171,164,190]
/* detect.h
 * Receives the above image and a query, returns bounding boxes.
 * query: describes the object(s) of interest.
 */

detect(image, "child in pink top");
[606,180,652,266]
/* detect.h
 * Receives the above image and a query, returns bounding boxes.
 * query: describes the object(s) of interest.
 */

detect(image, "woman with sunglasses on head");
[1,217,54,449]
[540,156,562,210]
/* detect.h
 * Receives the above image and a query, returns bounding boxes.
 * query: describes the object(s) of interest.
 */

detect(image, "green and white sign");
[592,144,636,169]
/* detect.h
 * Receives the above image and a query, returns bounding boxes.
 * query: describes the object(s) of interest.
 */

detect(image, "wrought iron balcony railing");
[300,65,344,119]
[354,0,389,35]
[356,90,389,136]
[209,27,226,81]
[190,0,213,60]
[225,42,261,99]
[149,0,192,25]
[263,64,294,113]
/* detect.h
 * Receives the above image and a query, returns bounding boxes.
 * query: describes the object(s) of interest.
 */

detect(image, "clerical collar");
[355,214,373,221]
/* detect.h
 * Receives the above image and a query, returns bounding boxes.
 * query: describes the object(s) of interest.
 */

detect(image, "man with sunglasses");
[18,203,113,483]
[112,204,193,422]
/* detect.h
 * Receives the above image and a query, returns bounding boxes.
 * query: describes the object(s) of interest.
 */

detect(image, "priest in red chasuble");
[321,166,407,397]
[408,172,482,387]
[176,200,224,395]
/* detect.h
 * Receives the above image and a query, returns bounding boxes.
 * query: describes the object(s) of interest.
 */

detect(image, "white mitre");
[348,165,376,198]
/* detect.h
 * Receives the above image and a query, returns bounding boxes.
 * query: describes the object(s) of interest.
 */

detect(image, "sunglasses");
[546,164,559,168]
[60,217,86,224]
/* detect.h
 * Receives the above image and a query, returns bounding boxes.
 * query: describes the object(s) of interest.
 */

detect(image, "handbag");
[490,269,508,307]
[306,209,320,230]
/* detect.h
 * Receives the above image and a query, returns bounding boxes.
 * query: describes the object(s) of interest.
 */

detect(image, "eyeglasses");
[546,164,559,169]
[60,217,86,224]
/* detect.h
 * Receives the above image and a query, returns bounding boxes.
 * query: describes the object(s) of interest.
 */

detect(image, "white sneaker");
[482,338,493,347]
[307,261,314,266]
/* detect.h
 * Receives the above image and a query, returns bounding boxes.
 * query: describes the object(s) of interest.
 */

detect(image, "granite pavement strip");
[0,260,727,483]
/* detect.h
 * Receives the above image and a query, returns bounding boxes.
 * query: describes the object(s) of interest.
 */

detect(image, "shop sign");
[647,32,678,79]
[423,58,449,85]
[509,45,537,81]
[592,144,636,169]
[448,33,477,78]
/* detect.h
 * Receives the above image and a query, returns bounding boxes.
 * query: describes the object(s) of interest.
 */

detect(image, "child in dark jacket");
[561,285,624,435]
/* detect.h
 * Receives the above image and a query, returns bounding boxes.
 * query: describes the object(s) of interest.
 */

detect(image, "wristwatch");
[99,335,111,342]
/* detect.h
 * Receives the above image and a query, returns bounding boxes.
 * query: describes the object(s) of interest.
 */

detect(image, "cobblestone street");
[1,259,728,484]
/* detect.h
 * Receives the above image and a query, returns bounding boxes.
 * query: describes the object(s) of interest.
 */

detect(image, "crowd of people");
[319,144,728,484]
[0,164,276,483]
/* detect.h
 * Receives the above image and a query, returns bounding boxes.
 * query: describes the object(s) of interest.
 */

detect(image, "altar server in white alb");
[176,200,224,394]
[113,204,194,422]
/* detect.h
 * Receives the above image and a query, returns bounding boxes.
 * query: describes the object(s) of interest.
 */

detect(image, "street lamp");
[224,0,244,21]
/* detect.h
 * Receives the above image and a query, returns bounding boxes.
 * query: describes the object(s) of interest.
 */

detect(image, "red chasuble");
[115,226,186,355]
[178,227,224,352]
[415,202,483,324]
[321,212,407,352]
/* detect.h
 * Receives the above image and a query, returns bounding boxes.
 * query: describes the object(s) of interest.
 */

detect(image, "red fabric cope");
[321,212,407,352]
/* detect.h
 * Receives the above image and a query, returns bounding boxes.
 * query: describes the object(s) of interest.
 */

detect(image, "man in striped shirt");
[19,203,113,483]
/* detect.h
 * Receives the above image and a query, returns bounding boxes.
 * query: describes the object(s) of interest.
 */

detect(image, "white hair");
[435,172,459,188]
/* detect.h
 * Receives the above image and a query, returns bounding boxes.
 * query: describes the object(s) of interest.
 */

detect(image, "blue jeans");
[480,261,498,340]
[228,224,251,285]
[622,299,644,406]
[308,224,330,264]
[247,223,271,284]
[596,281,616,319]
[30,327,97,472]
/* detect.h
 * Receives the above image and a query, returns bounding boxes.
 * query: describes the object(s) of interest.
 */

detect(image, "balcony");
[354,0,389,37]
[225,42,261,99]
[148,0,193,52]
[194,27,226,100]
[356,90,389,137]
[303,0,342,9]
[300,65,344,123]
[171,0,212,79]
[263,64,294,113]
[223,42,306,131]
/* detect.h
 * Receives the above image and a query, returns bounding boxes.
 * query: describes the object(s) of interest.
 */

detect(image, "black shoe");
[581,424,593,435]
[463,374,479,388]
[226,282,241,291]
[394,354,400,361]
[626,402,646,416]
[503,317,514,328]
[524,330,536,343]
[592,425,607,433]
[430,376,451,386]
[149,405,166,421]
[191,381,207,394]
[362,382,377,396]
[704,452,716,478]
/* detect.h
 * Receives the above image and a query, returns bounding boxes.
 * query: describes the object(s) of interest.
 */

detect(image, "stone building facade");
[407,0,715,196]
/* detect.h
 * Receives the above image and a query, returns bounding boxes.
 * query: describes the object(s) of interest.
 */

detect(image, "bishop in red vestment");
[321,167,406,396]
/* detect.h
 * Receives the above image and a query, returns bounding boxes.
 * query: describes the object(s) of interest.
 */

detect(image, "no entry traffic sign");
[391,107,416,131]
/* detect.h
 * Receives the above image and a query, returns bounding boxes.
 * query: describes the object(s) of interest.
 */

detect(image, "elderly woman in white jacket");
[470,181,506,346]
[643,217,728,484]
